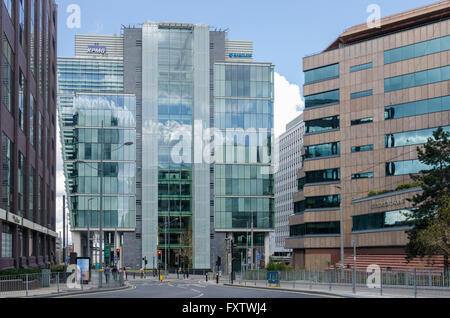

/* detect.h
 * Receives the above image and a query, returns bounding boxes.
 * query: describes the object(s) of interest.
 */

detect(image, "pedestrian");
[112,266,118,281]
[123,267,127,280]
[105,266,111,284]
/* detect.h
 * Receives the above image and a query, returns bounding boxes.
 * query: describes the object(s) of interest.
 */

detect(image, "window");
[2,34,14,112]
[29,166,35,222]
[351,145,374,153]
[305,168,340,184]
[352,172,374,180]
[305,116,339,134]
[18,153,25,217]
[2,133,13,212]
[351,89,373,99]
[350,62,372,73]
[30,0,36,76]
[384,35,450,64]
[385,95,450,120]
[351,118,373,126]
[304,142,340,160]
[305,89,339,108]
[30,95,35,146]
[1,223,13,258]
[19,0,26,51]
[385,65,450,92]
[304,63,339,84]
[386,160,432,176]
[19,70,26,131]
[295,195,341,213]
[385,126,450,148]
[290,222,340,237]
[3,0,13,21]
[353,210,411,232]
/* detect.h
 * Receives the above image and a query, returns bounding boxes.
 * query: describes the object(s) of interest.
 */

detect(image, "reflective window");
[350,89,373,99]
[353,210,411,232]
[385,95,450,120]
[19,70,26,131]
[386,160,432,176]
[304,63,339,84]
[305,168,340,184]
[350,62,372,73]
[304,142,340,160]
[2,35,14,112]
[305,116,339,134]
[384,35,450,64]
[305,89,339,108]
[215,165,273,196]
[351,145,374,153]
[29,166,35,222]
[385,65,450,92]
[290,222,340,237]
[18,153,25,217]
[351,117,373,126]
[352,172,374,180]
[3,0,13,21]
[386,126,450,148]
[1,133,13,212]
[295,195,341,214]
[19,0,26,51]
[1,223,13,258]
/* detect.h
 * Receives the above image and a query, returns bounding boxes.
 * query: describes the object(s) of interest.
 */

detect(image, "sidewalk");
[0,273,128,298]
[204,277,450,298]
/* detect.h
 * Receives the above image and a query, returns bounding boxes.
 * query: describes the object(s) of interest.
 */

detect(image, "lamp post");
[352,239,357,294]
[336,185,344,278]
[87,198,95,265]
[163,217,179,277]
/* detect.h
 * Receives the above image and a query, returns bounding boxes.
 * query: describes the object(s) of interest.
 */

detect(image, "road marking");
[215,284,344,298]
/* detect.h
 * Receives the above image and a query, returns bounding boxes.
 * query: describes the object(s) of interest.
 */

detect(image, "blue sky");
[56,0,437,89]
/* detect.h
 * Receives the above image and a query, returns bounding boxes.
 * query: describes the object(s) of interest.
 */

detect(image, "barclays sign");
[229,53,252,58]
[87,45,107,54]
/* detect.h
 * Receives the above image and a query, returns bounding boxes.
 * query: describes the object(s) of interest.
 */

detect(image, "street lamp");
[335,185,344,278]
[87,198,95,265]
[162,216,179,277]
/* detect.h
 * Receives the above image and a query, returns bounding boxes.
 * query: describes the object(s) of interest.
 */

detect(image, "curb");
[222,283,354,298]
[27,284,132,298]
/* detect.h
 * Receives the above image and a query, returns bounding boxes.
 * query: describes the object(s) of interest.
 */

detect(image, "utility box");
[41,269,51,287]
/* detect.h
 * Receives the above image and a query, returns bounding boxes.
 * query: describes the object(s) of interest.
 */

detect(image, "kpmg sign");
[87,45,107,54]
[229,53,252,58]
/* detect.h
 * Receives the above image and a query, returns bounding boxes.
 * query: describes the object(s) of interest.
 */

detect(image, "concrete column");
[73,232,82,256]
[264,232,270,267]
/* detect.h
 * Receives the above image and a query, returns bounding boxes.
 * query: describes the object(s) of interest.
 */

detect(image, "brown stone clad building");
[0,0,58,270]
[286,1,449,270]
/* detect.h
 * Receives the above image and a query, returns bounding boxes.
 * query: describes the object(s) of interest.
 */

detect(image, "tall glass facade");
[61,93,136,230]
[140,23,211,269]
[214,62,274,270]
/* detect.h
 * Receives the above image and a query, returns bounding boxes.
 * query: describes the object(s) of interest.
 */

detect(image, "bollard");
[206,273,208,282]
[414,268,417,298]
[26,274,29,297]
[380,269,383,297]
[57,273,60,293]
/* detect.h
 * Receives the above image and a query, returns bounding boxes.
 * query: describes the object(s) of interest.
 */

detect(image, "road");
[65,279,336,298]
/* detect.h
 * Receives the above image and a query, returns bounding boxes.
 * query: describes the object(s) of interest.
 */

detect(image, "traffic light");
[157,250,162,265]
[116,249,120,259]
[175,254,180,266]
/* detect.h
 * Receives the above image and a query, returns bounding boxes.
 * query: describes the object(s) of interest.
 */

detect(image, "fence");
[239,269,450,297]
[0,270,126,298]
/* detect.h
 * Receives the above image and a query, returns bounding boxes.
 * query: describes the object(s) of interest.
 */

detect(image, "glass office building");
[58,35,137,266]
[214,62,275,272]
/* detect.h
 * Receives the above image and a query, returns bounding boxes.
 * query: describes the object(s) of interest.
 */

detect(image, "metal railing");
[0,270,126,298]
[239,269,450,297]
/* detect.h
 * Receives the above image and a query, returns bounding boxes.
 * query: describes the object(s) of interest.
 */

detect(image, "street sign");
[257,254,261,260]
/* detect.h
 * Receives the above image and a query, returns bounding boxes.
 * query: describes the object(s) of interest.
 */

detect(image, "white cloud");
[274,72,304,137]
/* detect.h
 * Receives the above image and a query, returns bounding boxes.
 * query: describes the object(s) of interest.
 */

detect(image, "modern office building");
[0,0,58,270]
[122,23,274,272]
[274,114,304,263]
[213,45,275,273]
[58,34,137,268]
[286,1,449,270]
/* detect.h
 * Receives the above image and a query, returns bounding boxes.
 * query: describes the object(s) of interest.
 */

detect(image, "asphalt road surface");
[66,279,336,298]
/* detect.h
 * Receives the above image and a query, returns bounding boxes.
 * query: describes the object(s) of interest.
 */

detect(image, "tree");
[406,127,450,272]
